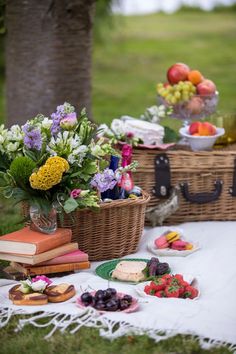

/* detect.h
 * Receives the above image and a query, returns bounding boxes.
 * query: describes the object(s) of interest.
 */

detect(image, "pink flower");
[31,275,52,285]
[60,112,77,130]
[126,132,134,138]
[70,188,82,199]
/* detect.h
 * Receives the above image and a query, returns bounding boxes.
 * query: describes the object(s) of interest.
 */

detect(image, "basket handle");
[180,180,223,204]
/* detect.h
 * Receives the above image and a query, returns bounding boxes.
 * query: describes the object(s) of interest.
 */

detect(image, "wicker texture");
[22,192,150,261]
[132,145,236,225]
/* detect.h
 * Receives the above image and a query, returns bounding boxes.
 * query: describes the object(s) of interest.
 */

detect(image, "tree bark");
[6,0,95,126]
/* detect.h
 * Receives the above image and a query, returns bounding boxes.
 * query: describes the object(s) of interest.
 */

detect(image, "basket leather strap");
[180,180,223,204]
[230,158,236,196]
[153,154,171,198]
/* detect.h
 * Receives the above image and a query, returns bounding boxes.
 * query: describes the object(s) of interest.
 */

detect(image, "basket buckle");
[153,154,171,198]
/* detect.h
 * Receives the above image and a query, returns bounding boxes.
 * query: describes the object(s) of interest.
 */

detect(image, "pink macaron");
[170,240,188,251]
[154,235,169,249]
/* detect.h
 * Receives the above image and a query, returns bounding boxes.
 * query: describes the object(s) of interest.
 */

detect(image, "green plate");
[95,258,170,284]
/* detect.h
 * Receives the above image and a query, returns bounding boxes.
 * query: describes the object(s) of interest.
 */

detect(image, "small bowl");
[179,126,225,151]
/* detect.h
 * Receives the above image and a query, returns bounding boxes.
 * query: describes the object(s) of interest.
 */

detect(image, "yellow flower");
[29,156,69,190]
[46,156,69,172]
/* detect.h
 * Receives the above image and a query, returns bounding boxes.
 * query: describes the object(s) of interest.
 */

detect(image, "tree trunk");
[6,0,95,126]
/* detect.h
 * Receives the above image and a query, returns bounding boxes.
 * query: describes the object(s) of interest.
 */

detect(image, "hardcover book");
[0,242,78,265]
[0,227,72,255]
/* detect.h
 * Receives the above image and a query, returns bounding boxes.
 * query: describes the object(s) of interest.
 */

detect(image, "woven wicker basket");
[22,191,150,261]
[132,145,236,225]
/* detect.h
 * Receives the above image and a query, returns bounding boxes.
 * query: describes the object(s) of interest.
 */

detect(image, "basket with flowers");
[0,103,150,260]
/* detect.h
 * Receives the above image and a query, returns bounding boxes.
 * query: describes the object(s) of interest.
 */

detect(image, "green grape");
[170,96,177,105]
[162,90,169,98]
[174,91,181,99]
[166,94,172,103]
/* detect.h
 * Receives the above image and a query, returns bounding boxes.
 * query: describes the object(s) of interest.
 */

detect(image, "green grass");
[0,10,236,353]
[92,12,236,123]
[0,316,232,354]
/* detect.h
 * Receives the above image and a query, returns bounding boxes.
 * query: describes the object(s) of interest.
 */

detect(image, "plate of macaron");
[147,228,200,257]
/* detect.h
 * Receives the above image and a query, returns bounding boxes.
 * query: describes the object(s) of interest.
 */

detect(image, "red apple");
[189,121,201,135]
[186,97,204,115]
[196,79,216,96]
[167,63,190,84]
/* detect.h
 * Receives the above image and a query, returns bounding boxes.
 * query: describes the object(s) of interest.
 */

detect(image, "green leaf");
[163,126,180,143]
[63,198,78,214]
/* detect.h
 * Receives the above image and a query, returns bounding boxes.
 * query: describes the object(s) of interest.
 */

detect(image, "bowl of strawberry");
[136,274,199,300]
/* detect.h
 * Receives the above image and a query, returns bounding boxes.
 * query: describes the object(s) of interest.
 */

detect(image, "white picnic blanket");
[0,221,236,351]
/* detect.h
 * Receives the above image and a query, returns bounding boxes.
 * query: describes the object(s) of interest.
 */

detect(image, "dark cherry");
[122,294,132,304]
[119,299,130,311]
[81,292,93,304]
[95,290,105,301]
[106,288,117,297]
[94,300,106,311]
[105,299,119,311]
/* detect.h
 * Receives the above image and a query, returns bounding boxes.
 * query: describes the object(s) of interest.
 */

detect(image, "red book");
[0,227,72,255]
[36,250,89,266]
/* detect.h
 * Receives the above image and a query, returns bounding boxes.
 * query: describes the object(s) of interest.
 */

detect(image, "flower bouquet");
[0,103,150,260]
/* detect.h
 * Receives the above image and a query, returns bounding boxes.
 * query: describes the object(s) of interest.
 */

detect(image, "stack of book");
[0,227,90,277]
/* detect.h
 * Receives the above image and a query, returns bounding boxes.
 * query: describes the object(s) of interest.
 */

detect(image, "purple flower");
[22,123,42,150]
[51,103,75,135]
[70,188,81,199]
[31,275,52,285]
[91,168,118,193]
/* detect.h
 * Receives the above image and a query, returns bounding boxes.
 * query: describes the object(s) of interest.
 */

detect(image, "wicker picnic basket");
[22,191,150,261]
[132,145,236,225]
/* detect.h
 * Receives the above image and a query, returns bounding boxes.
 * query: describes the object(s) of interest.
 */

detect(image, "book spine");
[11,261,90,276]
[37,254,88,266]
[35,229,72,254]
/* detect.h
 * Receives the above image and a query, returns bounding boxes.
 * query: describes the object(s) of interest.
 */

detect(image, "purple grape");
[81,292,93,305]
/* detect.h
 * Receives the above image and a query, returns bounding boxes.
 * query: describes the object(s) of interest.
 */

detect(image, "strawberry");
[161,274,172,283]
[155,290,166,298]
[144,285,152,294]
[165,285,180,298]
[144,285,156,296]
[173,274,184,282]
[150,278,166,291]
[183,285,199,299]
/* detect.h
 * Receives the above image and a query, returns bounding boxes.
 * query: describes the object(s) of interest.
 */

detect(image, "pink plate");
[76,291,139,314]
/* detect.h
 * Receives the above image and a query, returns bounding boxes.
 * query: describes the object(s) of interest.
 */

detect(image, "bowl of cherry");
[76,288,139,313]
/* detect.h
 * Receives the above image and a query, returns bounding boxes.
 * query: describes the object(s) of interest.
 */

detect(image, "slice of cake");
[111,261,147,282]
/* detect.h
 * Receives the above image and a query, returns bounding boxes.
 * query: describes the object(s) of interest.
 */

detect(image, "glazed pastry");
[9,285,48,306]
[44,283,76,302]
[111,261,147,282]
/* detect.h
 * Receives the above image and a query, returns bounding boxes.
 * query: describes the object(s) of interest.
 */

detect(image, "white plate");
[135,275,200,301]
[147,227,200,257]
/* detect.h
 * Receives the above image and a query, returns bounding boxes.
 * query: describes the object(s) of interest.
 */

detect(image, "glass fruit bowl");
[158,92,219,126]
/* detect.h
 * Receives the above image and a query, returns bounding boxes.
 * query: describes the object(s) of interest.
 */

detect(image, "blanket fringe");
[1,307,235,352]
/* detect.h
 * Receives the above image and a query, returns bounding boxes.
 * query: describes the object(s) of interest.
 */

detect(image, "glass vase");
[29,204,57,234]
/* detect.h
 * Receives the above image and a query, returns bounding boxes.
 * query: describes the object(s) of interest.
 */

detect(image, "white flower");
[111,119,126,136]
[41,117,53,129]
[90,144,104,157]
[7,141,20,152]
[19,279,32,294]
[30,279,47,292]
[97,124,113,138]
